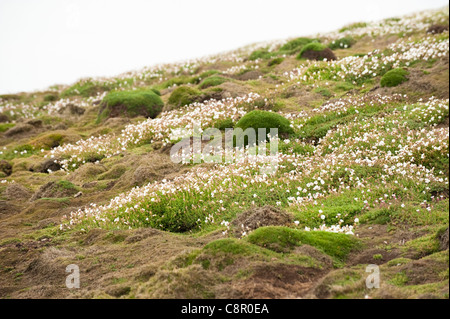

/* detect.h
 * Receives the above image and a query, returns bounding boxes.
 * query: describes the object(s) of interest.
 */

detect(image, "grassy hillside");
[0,6,449,299]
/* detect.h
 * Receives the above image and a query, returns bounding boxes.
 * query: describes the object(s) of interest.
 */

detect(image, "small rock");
[74,191,83,198]
[0,160,12,176]
[4,123,34,137]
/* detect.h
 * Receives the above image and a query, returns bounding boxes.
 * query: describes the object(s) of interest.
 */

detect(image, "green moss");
[98,89,164,122]
[199,70,220,79]
[339,22,367,33]
[373,254,383,260]
[168,86,202,108]
[297,42,327,59]
[387,258,412,267]
[335,82,354,91]
[61,79,111,98]
[43,94,59,102]
[380,68,409,87]
[198,76,228,89]
[0,123,15,133]
[328,36,355,50]
[235,110,294,137]
[99,164,127,180]
[279,37,319,54]
[30,133,65,150]
[247,226,360,263]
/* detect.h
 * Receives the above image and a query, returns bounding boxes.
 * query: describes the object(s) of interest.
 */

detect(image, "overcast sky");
[0,0,448,94]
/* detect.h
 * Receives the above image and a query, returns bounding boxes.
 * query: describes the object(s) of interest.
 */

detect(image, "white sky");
[0,0,448,94]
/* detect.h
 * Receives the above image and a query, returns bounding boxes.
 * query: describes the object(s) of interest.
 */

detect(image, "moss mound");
[235,110,294,136]
[380,68,409,87]
[98,89,164,122]
[168,86,202,108]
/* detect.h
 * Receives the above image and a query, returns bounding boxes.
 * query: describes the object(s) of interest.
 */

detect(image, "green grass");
[98,89,164,122]
[380,68,409,87]
[30,133,65,150]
